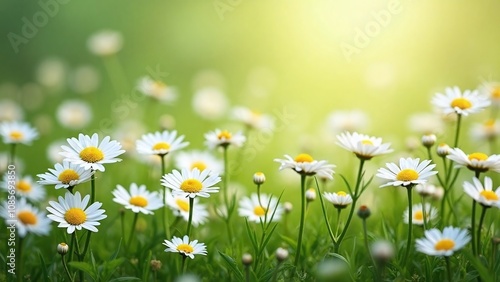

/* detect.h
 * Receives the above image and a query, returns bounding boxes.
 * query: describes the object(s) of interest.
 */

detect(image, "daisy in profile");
[60,133,125,172]
[0,198,51,237]
[174,150,223,175]
[163,235,207,259]
[137,76,177,104]
[87,30,123,56]
[447,148,500,173]
[136,130,188,156]
[416,226,470,256]
[470,119,500,141]
[415,183,440,198]
[161,168,221,198]
[274,153,335,179]
[112,183,163,215]
[37,160,94,190]
[164,190,209,226]
[46,191,107,234]
[231,106,275,131]
[479,81,500,107]
[323,191,353,209]
[463,177,500,208]
[403,203,438,226]
[1,175,45,202]
[431,86,490,116]
[336,132,393,160]
[238,193,283,223]
[377,158,437,188]
[0,121,38,145]
[204,129,246,149]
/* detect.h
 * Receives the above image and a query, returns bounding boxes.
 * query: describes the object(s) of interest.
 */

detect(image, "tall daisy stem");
[161,155,170,239]
[61,255,74,282]
[16,237,23,282]
[293,174,307,269]
[402,186,413,268]
[222,146,233,242]
[453,114,462,148]
[362,217,379,280]
[180,256,188,274]
[126,213,139,254]
[477,205,488,255]
[445,256,453,282]
[421,197,428,230]
[90,172,95,203]
[314,177,336,245]
[9,143,16,165]
[186,198,194,237]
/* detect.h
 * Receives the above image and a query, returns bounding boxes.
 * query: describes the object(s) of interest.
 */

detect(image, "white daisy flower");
[161,168,221,198]
[323,191,353,209]
[274,153,335,179]
[479,81,500,107]
[436,143,451,157]
[35,58,66,89]
[1,174,45,202]
[470,119,500,141]
[431,86,490,116]
[0,121,38,145]
[238,193,283,223]
[415,183,440,198]
[408,112,444,135]
[60,133,125,172]
[0,99,24,122]
[204,129,246,149]
[137,76,177,104]
[463,177,500,208]
[87,30,123,56]
[336,131,393,160]
[136,130,188,156]
[377,158,437,188]
[231,106,275,131]
[174,150,223,175]
[0,198,51,237]
[403,203,438,225]
[163,235,207,259]
[69,65,101,94]
[164,189,209,226]
[326,110,368,134]
[192,87,229,120]
[56,100,93,130]
[416,226,470,256]
[37,160,94,189]
[447,148,500,173]
[112,183,163,215]
[46,191,107,234]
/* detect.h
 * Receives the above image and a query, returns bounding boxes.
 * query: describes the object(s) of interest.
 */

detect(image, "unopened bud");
[57,243,69,255]
[283,202,293,214]
[305,188,316,202]
[371,240,394,264]
[242,253,253,266]
[275,247,289,262]
[421,134,436,148]
[150,259,162,271]
[357,205,371,219]
[253,172,266,185]
[436,143,450,157]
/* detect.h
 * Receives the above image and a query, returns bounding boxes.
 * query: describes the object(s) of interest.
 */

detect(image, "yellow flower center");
[217,130,232,140]
[414,210,424,221]
[9,131,23,141]
[180,179,203,193]
[177,243,194,253]
[434,239,455,251]
[361,139,373,145]
[492,87,500,98]
[294,153,314,163]
[484,119,495,128]
[337,191,347,197]
[129,196,148,207]
[152,142,171,151]
[253,206,267,216]
[480,190,499,201]
[79,146,104,163]
[450,97,472,110]
[152,81,167,97]
[18,211,37,225]
[190,161,207,171]
[468,152,488,161]
[58,169,80,184]
[175,199,190,212]
[64,208,87,225]
[396,169,419,182]
[16,180,31,192]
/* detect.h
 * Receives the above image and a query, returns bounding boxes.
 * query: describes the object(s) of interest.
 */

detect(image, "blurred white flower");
[470,119,500,141]
[174,150,223,175]
[191,69,226,90]
[0,121,38,145]
[46,140,66,163]
[326,110,368,134]
[56,100,92,130]
[36,58,66,89]
[0,99,23,122]
[69,65,100,94]
[87,30,123,56]
[231,106,274,131]
[137,76,177,104]
[408,112,444,135]
[192,87,228,120]
[479,81,500,107]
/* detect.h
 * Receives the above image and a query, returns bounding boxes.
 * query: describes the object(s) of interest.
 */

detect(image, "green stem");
[256,184,263,207]
[68,233,76,263]
[222,146,233,242]
[471,200,477,256]
[362,218,379,280]
[245,266,251,282]
[16,237,23,282]
[453,114,462,148]
[161,155,170,239]
[445,256,452,282]
[293,174,307,268]
[126,213,139,254]
[74,233,83,282]
[186,198,194,237]
[314,177,336,245]
[421,196,428,230]
[90,172,95,203]
[335,209,342,237]
[402,186,413,268]
[9,143,16,166]
[477,206,488,256]
[61,255,74,282]
[181,256,188,274]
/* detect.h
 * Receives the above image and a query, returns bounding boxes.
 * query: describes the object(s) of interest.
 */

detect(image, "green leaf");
[109,238,123,260]
[37,252,51,282]
[141,251,152,282]
[279,234,297,249]
[217,250,245,282]
[461,249,494,281]
[68,261,97,281]
[101,258,126,281]
[108,277,141,282]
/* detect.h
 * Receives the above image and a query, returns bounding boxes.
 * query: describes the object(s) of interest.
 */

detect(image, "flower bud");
[150,259,162,271]
[275,247,289,262]
[436,143,450,157]
[305,188,316,202]
[57,243,69,255]
[253,172,266,185]
[421,134,436,148]
[242,253,253,266]
[357,205,371,219]
[370,240,394,264]
[283,202,293,214]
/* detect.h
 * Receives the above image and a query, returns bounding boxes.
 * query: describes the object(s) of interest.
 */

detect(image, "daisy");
[37,160,94,189]
[112,183,163,214]
[238,193,283,223]
[403,203,438,225]
[377,158,437,188]
[137,76,177,104]
[136,130,188,156]
[415,183,439,198]
[0,198,51,237]
[447,148,500,173]
[0,99,24,122]
[0,121,38,145]
[204,129,246,149]
[326,110,368,134]
[192,87,229,120]
[431,86,490,116]
[60,133,125,172]
[174,150,223,175]
[231,106,275,131]
[274,153,335,179]
[479,81,500,106]
[323,191,353,209]
[1,174,45,202]
[463,177,500,207]
[87,30,123,56]
[164,190,209,226]
[163,235,207,259]
[46,191,107,234]
[161,168,221,198]
[336,131,393,160]
[470,119,500,141]
[56,100,92,130]
[416,226,470,256]
[408,112,444,135]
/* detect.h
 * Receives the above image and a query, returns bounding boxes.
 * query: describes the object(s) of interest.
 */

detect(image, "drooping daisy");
[46,191,107,234]
[163,235,207,259]
[0,121,38,145]
[1,174,45,202]
[463,177,500,208]
[137,76,177,104]
[112,183,163,214]
[238,193,283,223]
[136,130,188,156]
[377,158,437,188]
[60,133,125,172]
[336,131,393,160]
[164,189,209,226]
[416,226,470,256]
[274,153,335,179]
[431,86,490,116]
[403,203,438,225]
[447,148,500,173]
[0,198,51,237]
[323,191,353,209]
[231,106,275,131]
[37,160,94,189]
[204,129,246,149]
[56,100,93,130]
[174,150,223,175]
[470,119,500,141]
[161,168,221,198]
[87,30,123,56]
